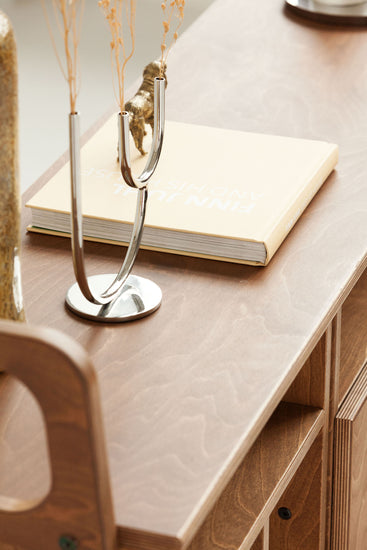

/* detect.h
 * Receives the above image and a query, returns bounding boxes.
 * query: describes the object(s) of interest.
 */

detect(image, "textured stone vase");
[0,11,24,321]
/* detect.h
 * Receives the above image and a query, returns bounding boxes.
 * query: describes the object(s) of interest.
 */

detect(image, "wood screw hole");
[278,507,292,520]
[59,535,79,550]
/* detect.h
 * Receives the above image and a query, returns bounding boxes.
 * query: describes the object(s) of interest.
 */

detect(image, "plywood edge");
[250,529,266,550]
[337,362,367,421]
[118,528,181,550]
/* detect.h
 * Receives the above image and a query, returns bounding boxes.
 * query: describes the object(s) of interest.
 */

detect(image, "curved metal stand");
[285,0,367,25]
[65,78,165,322]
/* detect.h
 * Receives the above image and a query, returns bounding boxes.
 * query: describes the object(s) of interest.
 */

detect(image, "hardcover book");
[26,118,338,265]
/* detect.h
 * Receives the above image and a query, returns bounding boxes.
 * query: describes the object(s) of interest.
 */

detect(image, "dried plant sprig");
[98,0,136,113]
[160,0,185,77]
[41,0,85,114]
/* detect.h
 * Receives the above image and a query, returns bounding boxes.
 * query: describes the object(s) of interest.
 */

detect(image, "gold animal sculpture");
[0,12,24,321]
[125,60,167,155]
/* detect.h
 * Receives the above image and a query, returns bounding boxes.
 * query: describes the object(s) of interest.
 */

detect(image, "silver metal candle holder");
[65,77,165,322]
[285,0,367,25]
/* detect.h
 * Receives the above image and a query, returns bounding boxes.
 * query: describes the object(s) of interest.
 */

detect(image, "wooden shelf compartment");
[269,431,324,550]
[340,268,367,404]
[186,402,324,550]
[283,329,328,411]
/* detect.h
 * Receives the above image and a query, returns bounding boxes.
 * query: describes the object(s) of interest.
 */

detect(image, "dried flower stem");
[160,0,185,77]
[99,0,136,113]
[41,0,84,114]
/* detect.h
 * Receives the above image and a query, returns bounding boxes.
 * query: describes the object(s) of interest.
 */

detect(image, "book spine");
[263,145,339,265]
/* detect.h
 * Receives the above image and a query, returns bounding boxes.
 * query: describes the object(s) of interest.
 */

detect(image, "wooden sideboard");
[1,0,367,548]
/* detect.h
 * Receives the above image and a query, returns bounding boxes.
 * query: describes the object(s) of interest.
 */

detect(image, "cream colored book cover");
[26,118,338,265]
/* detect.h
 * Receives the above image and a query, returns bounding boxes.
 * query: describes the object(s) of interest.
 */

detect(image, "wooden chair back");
[0,320,116,550]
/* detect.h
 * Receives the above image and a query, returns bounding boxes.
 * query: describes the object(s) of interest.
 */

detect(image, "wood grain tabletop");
[1,1,367,548]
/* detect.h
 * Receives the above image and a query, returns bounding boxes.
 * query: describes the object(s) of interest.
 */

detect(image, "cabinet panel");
[332,362,367,549]
[187,403,323,550]
[283,330,329,409]
[269,433,323,550]
[340,270,367,404]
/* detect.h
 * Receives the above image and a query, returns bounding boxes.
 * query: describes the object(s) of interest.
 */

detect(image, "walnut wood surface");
[284,330,329,409]
[0,320,116,550]
[250,531,265,550]
[0,373,50,503]
[340,268,367,403]
[332,361,367,549]
[1,0,367,547]
[283,326,334,549]
[269,432,323,549]
[187,402,323,550]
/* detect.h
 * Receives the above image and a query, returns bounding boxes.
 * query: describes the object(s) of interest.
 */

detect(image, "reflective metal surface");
[125,61,167,156]
[118,77,165,189]
[12,247,24,318]
[66,274,162,322]
[285,0,367,24]
[66,77,165,321]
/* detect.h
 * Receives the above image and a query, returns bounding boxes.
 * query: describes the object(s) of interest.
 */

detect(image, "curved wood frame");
[0,320,116,550]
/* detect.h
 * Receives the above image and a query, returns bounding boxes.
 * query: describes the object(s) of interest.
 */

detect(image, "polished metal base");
[65,274,162,322]
[285,0,367,25]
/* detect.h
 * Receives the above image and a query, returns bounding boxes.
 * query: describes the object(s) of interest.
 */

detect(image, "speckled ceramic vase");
[0,12,24,321]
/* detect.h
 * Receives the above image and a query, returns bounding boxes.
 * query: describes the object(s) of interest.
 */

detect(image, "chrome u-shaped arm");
[119,78,165,189]
[68,77,165,307]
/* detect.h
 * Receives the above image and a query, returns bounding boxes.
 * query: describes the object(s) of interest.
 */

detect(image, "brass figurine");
[125,60,167,155]
[0,12,25,321]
